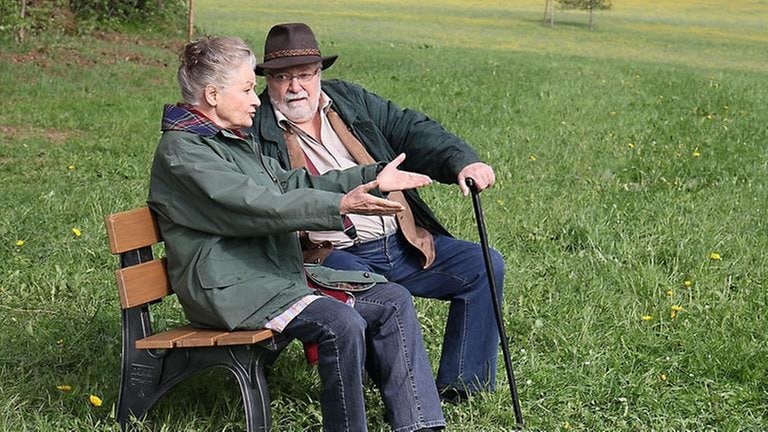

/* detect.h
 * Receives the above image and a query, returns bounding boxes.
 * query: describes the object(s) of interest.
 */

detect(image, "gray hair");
[177,36,257,106]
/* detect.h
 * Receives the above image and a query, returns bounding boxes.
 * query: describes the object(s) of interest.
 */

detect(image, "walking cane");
[466,178,524,428]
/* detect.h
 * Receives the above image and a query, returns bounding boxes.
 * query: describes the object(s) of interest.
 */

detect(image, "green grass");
[1,1,767,430]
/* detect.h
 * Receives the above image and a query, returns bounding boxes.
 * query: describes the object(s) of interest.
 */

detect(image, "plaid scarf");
[161,104,221,137]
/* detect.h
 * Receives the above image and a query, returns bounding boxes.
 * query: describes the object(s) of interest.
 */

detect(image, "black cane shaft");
[466,178,524,427]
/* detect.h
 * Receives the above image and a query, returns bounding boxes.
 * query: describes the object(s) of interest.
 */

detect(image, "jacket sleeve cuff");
[361,163,386,197]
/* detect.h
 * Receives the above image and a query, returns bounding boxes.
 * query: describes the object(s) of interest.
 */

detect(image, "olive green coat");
[148,105,382,330]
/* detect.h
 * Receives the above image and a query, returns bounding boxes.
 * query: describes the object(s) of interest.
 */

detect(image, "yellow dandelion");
[627,143,635,149]
[67,164,76,170]
[16,239,25,247]
[71,228,82,237]
[706,114,713,120]
[641,315,653,321]
[56,384,72,392]
[89,395,103,407]
[609,111,617,116]
[659,373,667,381]
[709,252,721,260]
[563,421,572,430]
[683,280,693,288]
[665,289,673,297]
[692,150,701,157]
[670,305,684,318]
[528,155,537,161]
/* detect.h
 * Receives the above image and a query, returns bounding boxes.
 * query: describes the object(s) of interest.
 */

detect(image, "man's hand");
[339,181,405,216]
[458,162,496,196]
[376,153,432,193]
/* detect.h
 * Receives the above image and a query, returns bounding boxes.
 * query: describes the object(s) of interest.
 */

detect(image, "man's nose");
[288,78,303,93]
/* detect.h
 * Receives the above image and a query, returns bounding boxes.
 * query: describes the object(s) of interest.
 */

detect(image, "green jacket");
[250,79,483,237]
[148,104,383,330]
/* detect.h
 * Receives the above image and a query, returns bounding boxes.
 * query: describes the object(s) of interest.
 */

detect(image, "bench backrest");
[105,207,171,308]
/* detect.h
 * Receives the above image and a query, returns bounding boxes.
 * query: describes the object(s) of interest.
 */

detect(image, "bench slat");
[105,207,161,254]
[217,329,275,346]
[135,326,199,349]
[116,259,171,309]
[175,329,232,348]
[135,326,277,349]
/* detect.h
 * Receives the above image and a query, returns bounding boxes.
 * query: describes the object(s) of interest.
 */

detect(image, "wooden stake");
[19,0,27,42]
[187,0,194,41]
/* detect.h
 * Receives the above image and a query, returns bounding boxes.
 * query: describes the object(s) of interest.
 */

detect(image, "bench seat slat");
[135,326,277,349]
[217,329,275,346]
[174,329,232,348]
[135,326,199,349]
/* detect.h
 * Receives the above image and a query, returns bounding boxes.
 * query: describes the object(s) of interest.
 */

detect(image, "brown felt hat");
[255,23,338,76]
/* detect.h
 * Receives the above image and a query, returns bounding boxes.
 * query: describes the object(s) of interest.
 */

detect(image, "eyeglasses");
[268,67,321,84]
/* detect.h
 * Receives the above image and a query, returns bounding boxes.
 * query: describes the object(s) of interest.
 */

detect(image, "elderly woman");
[147,36,445,432]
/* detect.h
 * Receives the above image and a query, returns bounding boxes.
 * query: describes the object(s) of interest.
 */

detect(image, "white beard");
[272,90,319,123]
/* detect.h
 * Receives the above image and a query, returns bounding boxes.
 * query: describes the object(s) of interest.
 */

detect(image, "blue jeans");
[323,233,505,395]
[282,283,445,432]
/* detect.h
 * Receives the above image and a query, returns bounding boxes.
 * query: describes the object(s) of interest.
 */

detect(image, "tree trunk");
[551,2,556,27]
[18,0,27,42]
[589,3,594,30]
[187,0,194,41]
[543,0,555,27]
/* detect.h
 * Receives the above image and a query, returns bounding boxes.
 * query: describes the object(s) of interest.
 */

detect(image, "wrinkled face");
[208,62,260,130]
[265,62,322,124]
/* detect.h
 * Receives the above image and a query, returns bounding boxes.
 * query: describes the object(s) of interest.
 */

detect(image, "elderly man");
[249,22,505,402]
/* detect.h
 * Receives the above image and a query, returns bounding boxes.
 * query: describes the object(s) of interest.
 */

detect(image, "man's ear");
[204,84,218,107]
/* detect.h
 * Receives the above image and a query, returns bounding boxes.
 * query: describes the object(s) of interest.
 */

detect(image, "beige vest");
[283,109,436,268]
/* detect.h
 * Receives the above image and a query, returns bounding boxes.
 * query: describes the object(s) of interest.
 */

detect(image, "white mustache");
[284,90,309,102]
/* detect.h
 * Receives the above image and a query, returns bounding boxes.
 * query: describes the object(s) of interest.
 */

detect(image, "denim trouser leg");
[281,297,368,432]
[355,282,445,432]
[324,233,506,394]
[282,284,445,432]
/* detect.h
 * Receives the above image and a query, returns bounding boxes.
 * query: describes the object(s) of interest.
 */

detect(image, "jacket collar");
[161,104,249,141]
[256,97,286,144]
[318,80,360,125]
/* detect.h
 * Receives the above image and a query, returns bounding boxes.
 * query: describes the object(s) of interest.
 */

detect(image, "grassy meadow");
[1,0,767,430]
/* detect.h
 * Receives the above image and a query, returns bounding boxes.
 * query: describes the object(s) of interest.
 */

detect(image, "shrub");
[0,0,185,41]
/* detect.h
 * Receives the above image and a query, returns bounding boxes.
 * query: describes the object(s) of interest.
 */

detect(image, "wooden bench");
[105,207,291,431]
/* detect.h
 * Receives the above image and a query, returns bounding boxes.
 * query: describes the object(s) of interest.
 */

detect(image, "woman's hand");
[339,181,405,216]
[376,153,432,193]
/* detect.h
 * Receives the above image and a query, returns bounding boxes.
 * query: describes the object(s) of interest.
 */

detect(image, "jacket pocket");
[197,261,297,330]
[197,255,262,289]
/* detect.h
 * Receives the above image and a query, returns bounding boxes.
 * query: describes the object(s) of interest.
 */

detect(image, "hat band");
[264,48,321,61]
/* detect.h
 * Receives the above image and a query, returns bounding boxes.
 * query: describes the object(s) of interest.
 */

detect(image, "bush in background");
[0,0,186,41]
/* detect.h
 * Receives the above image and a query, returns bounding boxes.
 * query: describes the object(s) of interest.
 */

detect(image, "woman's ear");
[203,84,218,107]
